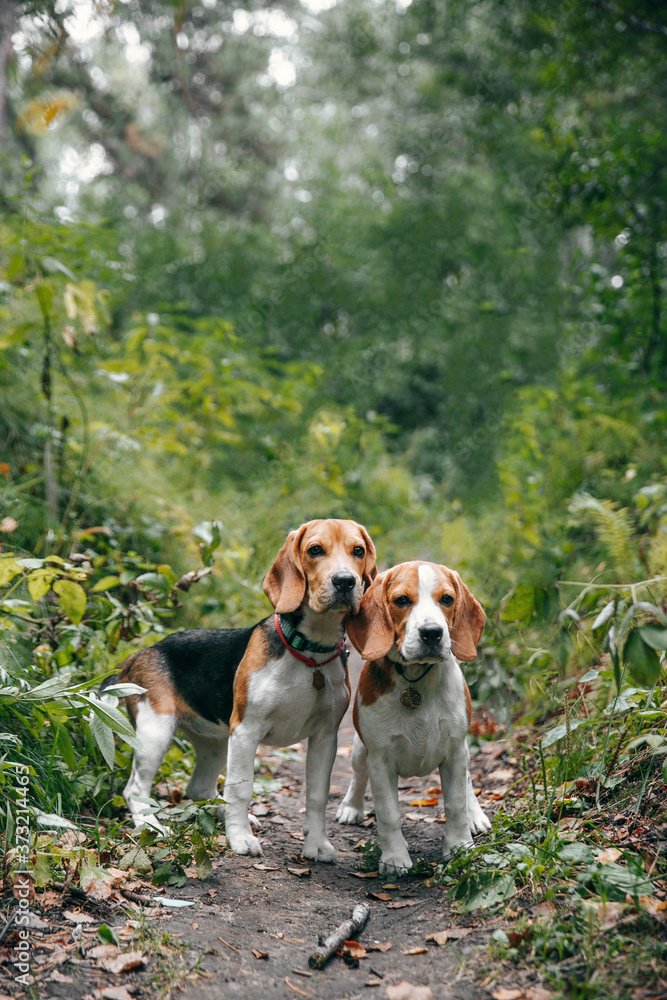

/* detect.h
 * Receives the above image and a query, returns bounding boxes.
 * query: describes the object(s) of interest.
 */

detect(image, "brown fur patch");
[230,628,270,731]
[116,646,198,723]
[464,680,472,727]
[357,657,395,708]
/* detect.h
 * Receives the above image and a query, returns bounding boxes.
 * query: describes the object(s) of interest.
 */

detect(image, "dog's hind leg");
[183,732,228,802]
[124,700,176,831]
[336,733,369,825]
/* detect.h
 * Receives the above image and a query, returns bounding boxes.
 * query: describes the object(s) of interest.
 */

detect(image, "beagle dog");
[105,519,376,862]
[336,561,490,874]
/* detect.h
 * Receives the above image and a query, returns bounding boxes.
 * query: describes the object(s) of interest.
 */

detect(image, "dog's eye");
[440,595,454,607]
[352,545,365,558]
[394,595,412,607]
[307,544,325,557]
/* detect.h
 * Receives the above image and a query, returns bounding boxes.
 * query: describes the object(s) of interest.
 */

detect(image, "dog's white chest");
[247,654,348,746]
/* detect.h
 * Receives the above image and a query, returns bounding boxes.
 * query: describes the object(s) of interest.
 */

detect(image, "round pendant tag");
[400,687,421,710]
[312,669,325,691]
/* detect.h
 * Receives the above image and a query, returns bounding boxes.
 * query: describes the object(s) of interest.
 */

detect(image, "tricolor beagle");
[336,561,490,874]
[105,519,376,862]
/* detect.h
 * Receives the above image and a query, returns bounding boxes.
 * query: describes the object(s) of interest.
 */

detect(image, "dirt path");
[150,652,501,1000]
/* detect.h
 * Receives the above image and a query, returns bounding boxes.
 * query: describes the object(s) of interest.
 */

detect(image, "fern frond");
[568,492,637,578]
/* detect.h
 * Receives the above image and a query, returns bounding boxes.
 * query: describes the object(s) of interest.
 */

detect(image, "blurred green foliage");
[0,0,665,830]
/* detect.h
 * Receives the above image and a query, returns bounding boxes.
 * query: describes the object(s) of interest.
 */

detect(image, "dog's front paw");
[226,828,263,857]
[303,837,336,863]
[379,852,412,876]
[336,803,365,825]
[469,805,491,835]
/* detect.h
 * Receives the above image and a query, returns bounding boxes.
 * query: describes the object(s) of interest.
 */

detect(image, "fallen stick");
[308,902,370,970]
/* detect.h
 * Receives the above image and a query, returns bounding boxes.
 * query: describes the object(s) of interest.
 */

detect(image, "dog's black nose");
[332,572,356,593]
[419,624,444,643]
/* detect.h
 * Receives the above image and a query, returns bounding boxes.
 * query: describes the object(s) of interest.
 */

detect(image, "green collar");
[277,613,343,654]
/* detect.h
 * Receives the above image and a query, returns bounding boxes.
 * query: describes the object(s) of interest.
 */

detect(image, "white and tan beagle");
[336,561,490,874]
[105,519,376,861]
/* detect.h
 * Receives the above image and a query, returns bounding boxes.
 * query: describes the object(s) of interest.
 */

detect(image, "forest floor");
[1,655,666,1000]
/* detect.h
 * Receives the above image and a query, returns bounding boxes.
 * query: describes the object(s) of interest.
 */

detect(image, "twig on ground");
[218,936,240,953]
[308,902,370,970]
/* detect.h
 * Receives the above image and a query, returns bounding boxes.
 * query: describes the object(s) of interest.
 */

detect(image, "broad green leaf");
[31,852,53,888]
[500,584,535,624]
[90,713,115,769]
[53,579,87,624]
[638,625,667,652]
[195,845,213,880]
[97,924,119,946]
[623,628,662,687]
[28,571,54,602]
[456,871,516,912]
[541,717,588,748]
[558,841,594,863]
[0,559,21,587]
[133,572,170,595]
[90,575,121,592]
[593,862,654,900]
[6,254,25,280]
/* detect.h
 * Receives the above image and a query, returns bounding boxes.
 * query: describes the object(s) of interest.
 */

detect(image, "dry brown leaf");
[409,797,439,807]
[597,902,626,931]
[402,946,428,955]
[637,896,667,921]
[386,982,433,1000]
[530,901,558,919]
[88,944,120,961]
[488,768,515,781]
[98,988,135,1000]
[366,941,392,952]
[287,867,311,878]
[365,978,383,987]
[348,871,379,878]
[524,988,554,1000]
[383,883,399,889]
[48,971,73,984]
[491,990,523,1000]
[252,949,269,960]
[367,892,393,901]
[425,928,472,945]
[63,910,95,924]
[596,847,622,865]
[387,900,419,909]
[253,863,280,872]
[342,940,367,959]
[98,950,144,974]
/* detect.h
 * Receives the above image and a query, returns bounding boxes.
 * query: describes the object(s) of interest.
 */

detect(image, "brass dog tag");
[312,669,325,690]
[400,687,421,710]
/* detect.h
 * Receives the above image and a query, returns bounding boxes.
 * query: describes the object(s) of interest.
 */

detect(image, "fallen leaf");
[287,867,311,878]
[48,971,73,983]
[367,892,393,901]
[63,910,95,924]
[425,928,472,945]
[637,896,667,921]
[409,797,439,807]
[524,989,554,1000]
[88,944,120,961]
[342,940,367,959]
[98,950,144,974]
[348,871,379,878]
[488,768,515,781]
[365,978,382,987]
[402,946,428,955]
[596,847,622,865]
[99,989,134,1000]
[252,949,269,960]
[387,901,420,910]
[530,902,557,919]
[424,787,440,795]
[386,982,433,1000]
[253,863,280,871]
[382,884,399,890]
[491,990,523,1000]
[366,941,393,952]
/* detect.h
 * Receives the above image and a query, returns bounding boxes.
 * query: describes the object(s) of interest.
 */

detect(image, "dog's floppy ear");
[347,571,395,661]
[356,522,378,590]
[449,570,485,662]
[263,524,310,613]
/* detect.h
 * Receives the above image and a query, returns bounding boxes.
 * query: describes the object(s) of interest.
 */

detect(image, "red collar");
[274,613,346,668]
